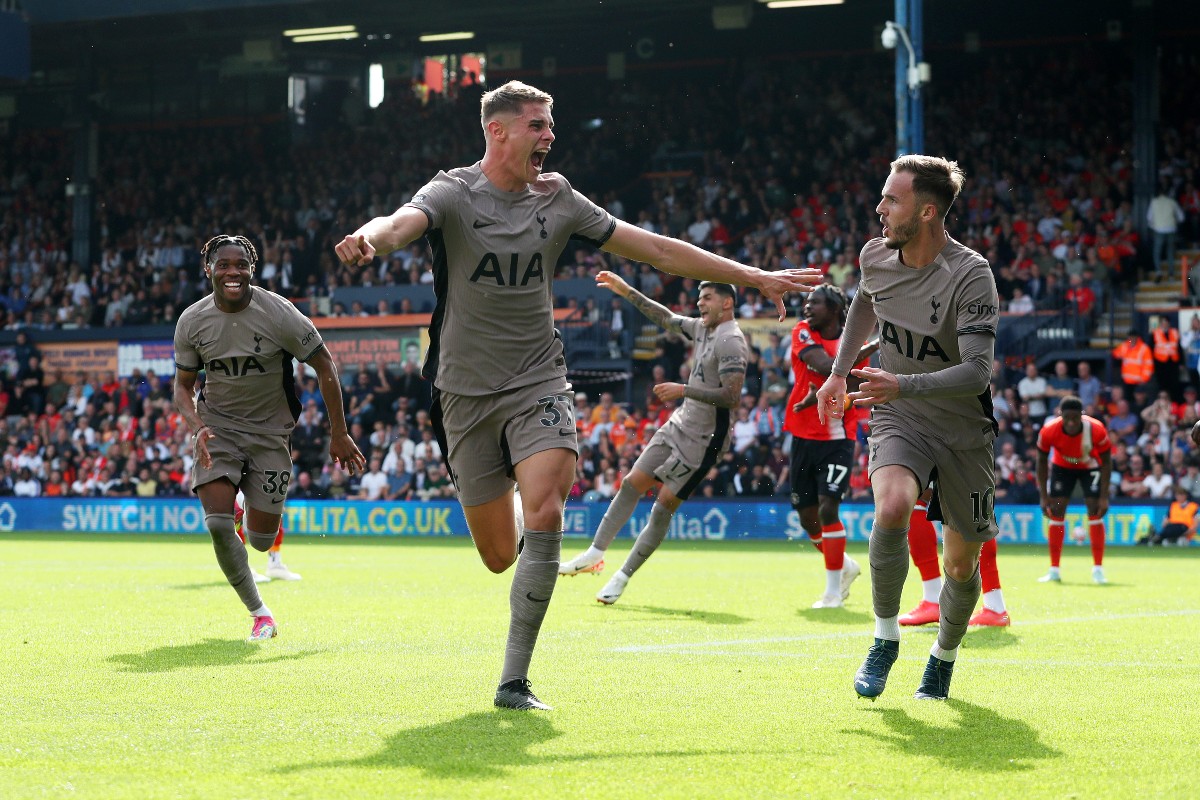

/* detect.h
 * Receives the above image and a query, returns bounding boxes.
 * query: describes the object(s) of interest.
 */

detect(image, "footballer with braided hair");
[784,283,878,609]
[174,234,366,641]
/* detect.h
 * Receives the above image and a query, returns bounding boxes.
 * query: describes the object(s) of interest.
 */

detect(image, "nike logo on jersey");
[473,220,497,229]
[271,497,283,505]
[558,429,575,437]
[874,295,894,302]
[199,339,215,348]
[975,523,990,534]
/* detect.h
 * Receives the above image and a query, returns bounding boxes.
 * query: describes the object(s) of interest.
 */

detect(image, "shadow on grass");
[283,711,761,780]
[283,711,560,779]
[169,581,231,591]
[962,627,1019,650]
[845,699,1059,771]
[108,638,321,673]
[795,607,872,625]
[607,604,752,625]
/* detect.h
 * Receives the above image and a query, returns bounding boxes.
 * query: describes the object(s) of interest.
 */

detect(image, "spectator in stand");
[13,467,40,497]
[1108,398,1140,447]
[1045,360,1075,415]
[1017,362,1050,424]
[355,457,390,501]
[1147,180,1185,278]
[1119,453,1150,499]
[1065,273,1095,317]
[1140,391,1175,432]
[1141,420,1173,460]
[996,461,1039,504]
[1143,459,1174,499]
[1075,361,1103,411]
[1007,285,1034,314]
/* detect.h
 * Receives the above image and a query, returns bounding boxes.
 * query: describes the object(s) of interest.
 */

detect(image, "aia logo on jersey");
[470,252,546,286]
[206,356,267,377]
[880,321,950,362]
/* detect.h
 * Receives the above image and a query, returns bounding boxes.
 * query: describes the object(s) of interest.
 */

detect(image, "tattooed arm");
[596,270,684,335]
[683,371,744,409]
[655,337,747,410]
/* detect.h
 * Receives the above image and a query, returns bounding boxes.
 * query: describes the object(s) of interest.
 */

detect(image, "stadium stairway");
[1086,256,1199,350]
[633,323,660,360]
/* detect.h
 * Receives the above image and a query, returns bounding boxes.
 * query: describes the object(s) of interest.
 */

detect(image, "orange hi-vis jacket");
[1113,337,1153,384]
[1153,327,1180,363]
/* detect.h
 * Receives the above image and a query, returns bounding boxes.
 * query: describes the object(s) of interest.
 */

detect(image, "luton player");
[174,235,365,641]
[559,274,747,605]
[901,492,1011,627]
[784,284,877,608]
[817,155,1000,701]
[334,81,822,710]
[1036,396,1113,584]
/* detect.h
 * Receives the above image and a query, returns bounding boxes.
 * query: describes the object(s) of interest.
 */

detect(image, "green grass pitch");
[1,532,1196,799]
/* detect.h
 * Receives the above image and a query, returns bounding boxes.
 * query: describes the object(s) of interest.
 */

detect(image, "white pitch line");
[610,608,1200,654]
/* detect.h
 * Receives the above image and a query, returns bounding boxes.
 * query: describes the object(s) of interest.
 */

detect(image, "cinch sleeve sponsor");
[279,298,323,362]
[716,334,747,376]
[956,268,1000,337]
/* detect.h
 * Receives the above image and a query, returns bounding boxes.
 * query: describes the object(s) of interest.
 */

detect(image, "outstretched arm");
[596,270,683,335]
[601,220,822,320]
[334,206,430,267]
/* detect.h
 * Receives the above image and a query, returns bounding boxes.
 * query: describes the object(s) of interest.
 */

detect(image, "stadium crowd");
[2,45,1200,510]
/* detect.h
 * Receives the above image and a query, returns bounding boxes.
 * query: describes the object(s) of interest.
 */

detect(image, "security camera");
[881,22,898,50]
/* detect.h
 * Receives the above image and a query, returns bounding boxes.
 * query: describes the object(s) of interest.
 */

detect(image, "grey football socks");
[244,525,276,552]
[934,563,981,659]
[591,481,642,551]
[869,523,911,626]
[500,528,562,684]
[619,502,674,578]
[205,512,263,613]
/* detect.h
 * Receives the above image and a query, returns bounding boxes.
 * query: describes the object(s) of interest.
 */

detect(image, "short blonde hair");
[480,80,553,128]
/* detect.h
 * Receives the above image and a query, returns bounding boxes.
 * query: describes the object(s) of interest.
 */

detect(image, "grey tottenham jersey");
[857,235,999,447]
[174,288,321,435]
[408,163,617,396]
[660,316,747,453]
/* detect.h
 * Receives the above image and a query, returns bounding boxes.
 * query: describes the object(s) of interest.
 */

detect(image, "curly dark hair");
[811,283,848,325]
[200,235,258,268]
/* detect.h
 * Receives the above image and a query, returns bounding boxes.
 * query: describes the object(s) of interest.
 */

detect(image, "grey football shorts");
[434,376,577,506]
[190,425,293,512]
[633,423,729,501]
[868,421,997,542]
